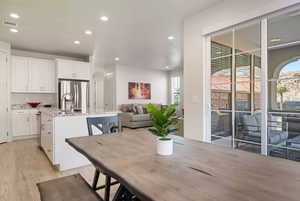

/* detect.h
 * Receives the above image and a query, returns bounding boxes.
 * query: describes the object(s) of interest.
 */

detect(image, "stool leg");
[104,175,111,201]
[92,169,100,190]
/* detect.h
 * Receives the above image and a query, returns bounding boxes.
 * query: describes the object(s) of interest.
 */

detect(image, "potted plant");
[146,104,178,156]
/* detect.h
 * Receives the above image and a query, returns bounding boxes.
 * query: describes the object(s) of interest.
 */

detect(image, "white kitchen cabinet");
[11,56,55,93]
[11,56,29,92]
[30,110,40,135]
[56,59,90,80]
[28,58,55,92]
[12,109,40,137]
[12,110,30,137]
[40,111,53,163]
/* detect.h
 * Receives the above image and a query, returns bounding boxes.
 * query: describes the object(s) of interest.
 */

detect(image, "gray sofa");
[236,112,288,154]
[119,104,162,128]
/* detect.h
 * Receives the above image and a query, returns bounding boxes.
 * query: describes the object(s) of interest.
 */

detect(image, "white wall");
[104,65,117,111]
[184,0,300,141]
[115,65,168,106]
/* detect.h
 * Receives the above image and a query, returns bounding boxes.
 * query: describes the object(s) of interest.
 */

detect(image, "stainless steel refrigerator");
[58,79,89,113]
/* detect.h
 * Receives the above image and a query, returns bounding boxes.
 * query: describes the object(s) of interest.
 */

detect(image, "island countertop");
[39,107,120,118]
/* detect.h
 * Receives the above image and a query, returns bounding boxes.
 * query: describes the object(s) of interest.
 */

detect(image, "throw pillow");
[132,104,138,114]
[136,105,144,114]
[143,107,148,114]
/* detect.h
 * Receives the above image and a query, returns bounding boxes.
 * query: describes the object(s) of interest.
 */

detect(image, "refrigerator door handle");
[74,83,78,109]
[75,83,78,108]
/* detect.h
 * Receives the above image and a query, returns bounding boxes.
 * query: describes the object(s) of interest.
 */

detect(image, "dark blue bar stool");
[86,115,121,201]
[87,116,122,136]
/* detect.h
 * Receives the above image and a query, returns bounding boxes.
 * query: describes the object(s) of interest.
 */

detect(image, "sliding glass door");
[234,23,262,153]
[211,30,233,147]
[267,12,300,161]
[209,7,300,162]
[210,22,262,153]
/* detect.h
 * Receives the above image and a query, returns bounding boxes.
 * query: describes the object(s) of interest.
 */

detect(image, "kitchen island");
[40,109,119,171]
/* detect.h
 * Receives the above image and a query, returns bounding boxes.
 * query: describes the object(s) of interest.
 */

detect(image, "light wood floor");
[0,129,145,201]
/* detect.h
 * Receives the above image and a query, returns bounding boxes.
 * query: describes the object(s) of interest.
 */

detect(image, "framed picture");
[128,82,151,99]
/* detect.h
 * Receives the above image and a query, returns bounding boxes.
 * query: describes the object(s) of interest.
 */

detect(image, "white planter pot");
[157,138,173,156]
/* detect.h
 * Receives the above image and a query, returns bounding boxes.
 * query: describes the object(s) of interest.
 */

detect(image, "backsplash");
[11,93,56,106]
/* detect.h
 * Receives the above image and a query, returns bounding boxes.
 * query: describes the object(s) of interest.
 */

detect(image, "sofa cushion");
[135,105,144,114]
[268,131,282,145]
[254,113,262,127]
[242,114,260,132]
[131,114,151,122]
[120,104,134,112]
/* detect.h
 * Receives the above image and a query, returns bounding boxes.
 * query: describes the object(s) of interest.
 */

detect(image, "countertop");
[39,107,121,118]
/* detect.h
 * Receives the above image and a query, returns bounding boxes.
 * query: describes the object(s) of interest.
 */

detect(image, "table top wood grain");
[66,130,300,201]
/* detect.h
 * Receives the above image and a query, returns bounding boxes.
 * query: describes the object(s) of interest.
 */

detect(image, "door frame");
[0,49,10,143]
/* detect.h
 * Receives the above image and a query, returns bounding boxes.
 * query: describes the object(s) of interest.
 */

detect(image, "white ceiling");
[0,0,223,70]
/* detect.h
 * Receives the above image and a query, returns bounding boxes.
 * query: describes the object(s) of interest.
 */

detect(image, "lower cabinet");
[41,112,53,163]
[12,109,40,137]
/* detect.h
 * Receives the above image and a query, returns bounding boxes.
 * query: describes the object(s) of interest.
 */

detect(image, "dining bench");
[37,174,103,201]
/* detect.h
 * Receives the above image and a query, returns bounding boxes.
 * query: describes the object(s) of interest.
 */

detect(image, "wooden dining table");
[66,130,300,201]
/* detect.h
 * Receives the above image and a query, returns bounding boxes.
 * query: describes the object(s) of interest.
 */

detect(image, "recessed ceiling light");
[74,40,80,45]
[115,57,120,61]
[10,28,18,33]
[165,66,170,69]
[10,13,20,19]
[168,36,175,40]
[270,38,281,43]
[85,30,92,35]
[100,16,109,22]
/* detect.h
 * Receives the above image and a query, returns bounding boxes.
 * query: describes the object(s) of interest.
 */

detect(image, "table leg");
[104,175,111,201]
[92,169,100,190]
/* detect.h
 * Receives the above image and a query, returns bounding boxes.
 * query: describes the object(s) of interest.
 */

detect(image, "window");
[273,59,300,111]
[171,76,181,105]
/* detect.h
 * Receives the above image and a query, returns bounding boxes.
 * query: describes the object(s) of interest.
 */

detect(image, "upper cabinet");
[11,56,55,93]
[56,59,90,80]
[28,58,55,92]
[11,56,29,92]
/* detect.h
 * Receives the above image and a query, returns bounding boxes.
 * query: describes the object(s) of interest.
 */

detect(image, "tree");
[277,86,288,110]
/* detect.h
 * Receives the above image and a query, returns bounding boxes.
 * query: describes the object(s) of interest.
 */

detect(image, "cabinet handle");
[47,131,51,135]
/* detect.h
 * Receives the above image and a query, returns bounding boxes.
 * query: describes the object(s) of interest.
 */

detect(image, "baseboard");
[12,134,39,141]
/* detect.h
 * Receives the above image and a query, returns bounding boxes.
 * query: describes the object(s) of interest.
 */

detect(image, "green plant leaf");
[146,104,179,138]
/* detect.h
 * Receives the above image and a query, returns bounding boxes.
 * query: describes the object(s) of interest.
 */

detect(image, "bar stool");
[86,115,121,201]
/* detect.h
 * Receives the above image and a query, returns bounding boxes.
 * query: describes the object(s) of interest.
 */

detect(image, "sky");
[281,59,300,73]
